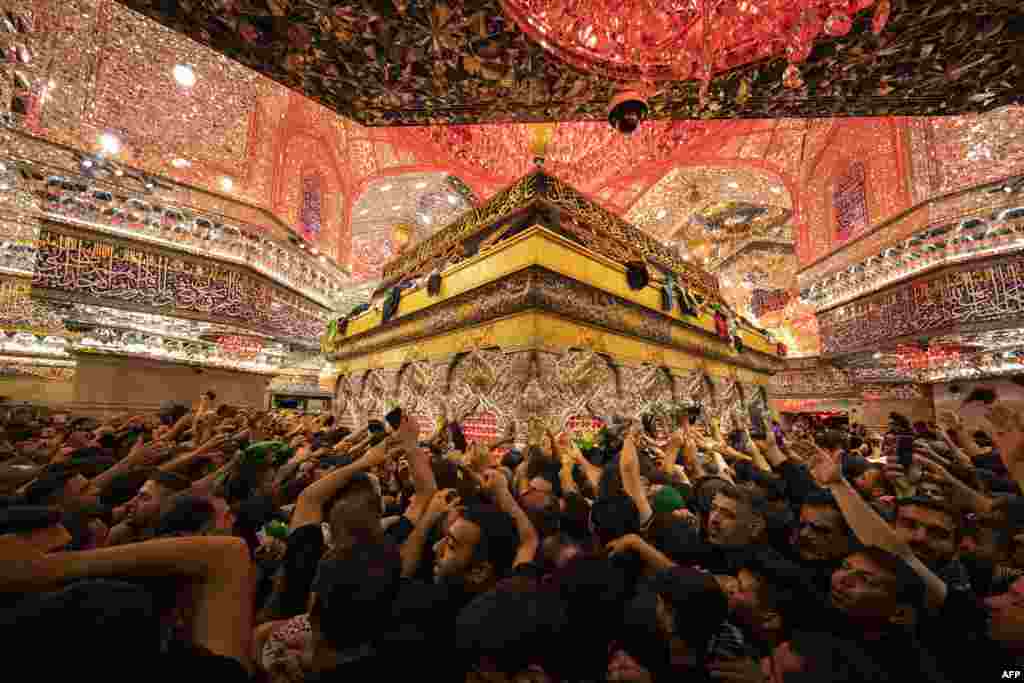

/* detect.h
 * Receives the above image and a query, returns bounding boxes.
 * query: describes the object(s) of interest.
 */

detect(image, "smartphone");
[449,422,467,452]
[367,419,385,435]
[687,404,702,426]
[641,414,657,438]
[964,388,997,405]
[385,407,403,431]
[896,435,914,468]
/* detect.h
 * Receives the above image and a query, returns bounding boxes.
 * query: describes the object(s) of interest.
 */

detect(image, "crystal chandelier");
[501,0,889,92]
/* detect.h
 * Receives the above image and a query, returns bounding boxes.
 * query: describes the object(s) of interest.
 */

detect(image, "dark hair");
[323,473,381,543]
[785,630,888,683]
[589,494,640,545]
[714,483,769,521]
[22,469,76,506]
[692,476,733,515]
[431,457,480,502]
[548,555,629,679]
[854,546,927,609]
[597,462,626,501]
[524,496,561,538]
[456,583,568,676]
[224,459,272,505]
[5,580,161,670]
[310,541,402,651]
[147,470,191,493]
[99,470,151,508]
[803,488,841,509]
[631,569,729,672]
[154,494,217,538]
[0,505,63,535]
[525,457,563,499]
[461,502,519,573]
[815,430,849,453]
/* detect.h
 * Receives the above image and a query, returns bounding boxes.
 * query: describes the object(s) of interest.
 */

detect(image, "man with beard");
[891,496,971,592]
[784,490,855,593]
[106,470,191,545]
[717,551,810,659]
[258,415,422,623]
[755,428,859,590]
[960,514,1023,596]
[394,468,536,681]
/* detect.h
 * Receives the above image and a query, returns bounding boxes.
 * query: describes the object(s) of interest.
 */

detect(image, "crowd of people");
[1,392,1023,681]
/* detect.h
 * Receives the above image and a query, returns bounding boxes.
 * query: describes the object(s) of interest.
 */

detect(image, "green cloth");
[651,486,686,514]
[264,520,289,540]
[241,441,294,467]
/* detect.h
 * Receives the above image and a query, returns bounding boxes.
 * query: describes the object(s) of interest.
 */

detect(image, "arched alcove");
[349,171,475,281]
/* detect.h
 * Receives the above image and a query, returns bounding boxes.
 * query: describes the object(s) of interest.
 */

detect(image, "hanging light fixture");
[499,0,884,92]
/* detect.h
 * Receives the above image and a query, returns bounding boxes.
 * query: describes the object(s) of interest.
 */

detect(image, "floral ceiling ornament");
[118,0,1022,124]
[500,0,881,90]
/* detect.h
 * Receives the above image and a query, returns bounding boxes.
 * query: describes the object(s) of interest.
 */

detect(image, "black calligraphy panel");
[33,228,325,342]
[818,257,1024,354]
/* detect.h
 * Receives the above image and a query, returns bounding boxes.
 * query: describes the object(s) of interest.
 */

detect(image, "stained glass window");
[300,174,322,239]
[834,162,868,242]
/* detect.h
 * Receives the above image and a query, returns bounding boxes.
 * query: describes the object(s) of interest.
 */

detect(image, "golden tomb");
[322,170,783,437]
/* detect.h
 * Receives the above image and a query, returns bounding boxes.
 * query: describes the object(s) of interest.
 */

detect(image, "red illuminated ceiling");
[9,0,1024,330]
[500,0,879,82]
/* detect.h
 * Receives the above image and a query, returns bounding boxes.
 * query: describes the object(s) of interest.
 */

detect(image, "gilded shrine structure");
[322,170,784,439]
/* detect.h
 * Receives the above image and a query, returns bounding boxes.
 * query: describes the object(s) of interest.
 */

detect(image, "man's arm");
[677,424,706,480]
[397,415,437,523]
[606,533,676,572]
[809,451,948,610]
[914,453,993,515]
[289,433,400,530]
[620,425,653,524]
[400,489,459,577]
[164,409,194,443]
[2,536,254,670]
[984,404,1024,494]
[484,470,539,568]
[159,435,230,475]
[744,430,774,473]
[84,441,175,497]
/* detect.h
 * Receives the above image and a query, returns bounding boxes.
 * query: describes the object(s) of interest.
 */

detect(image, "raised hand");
[425,488,462,523]
[134,442,175,467]
[809,449,842,487]
[985,404,1024,468]
[605,533,641,558]
[482,469,511,500]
